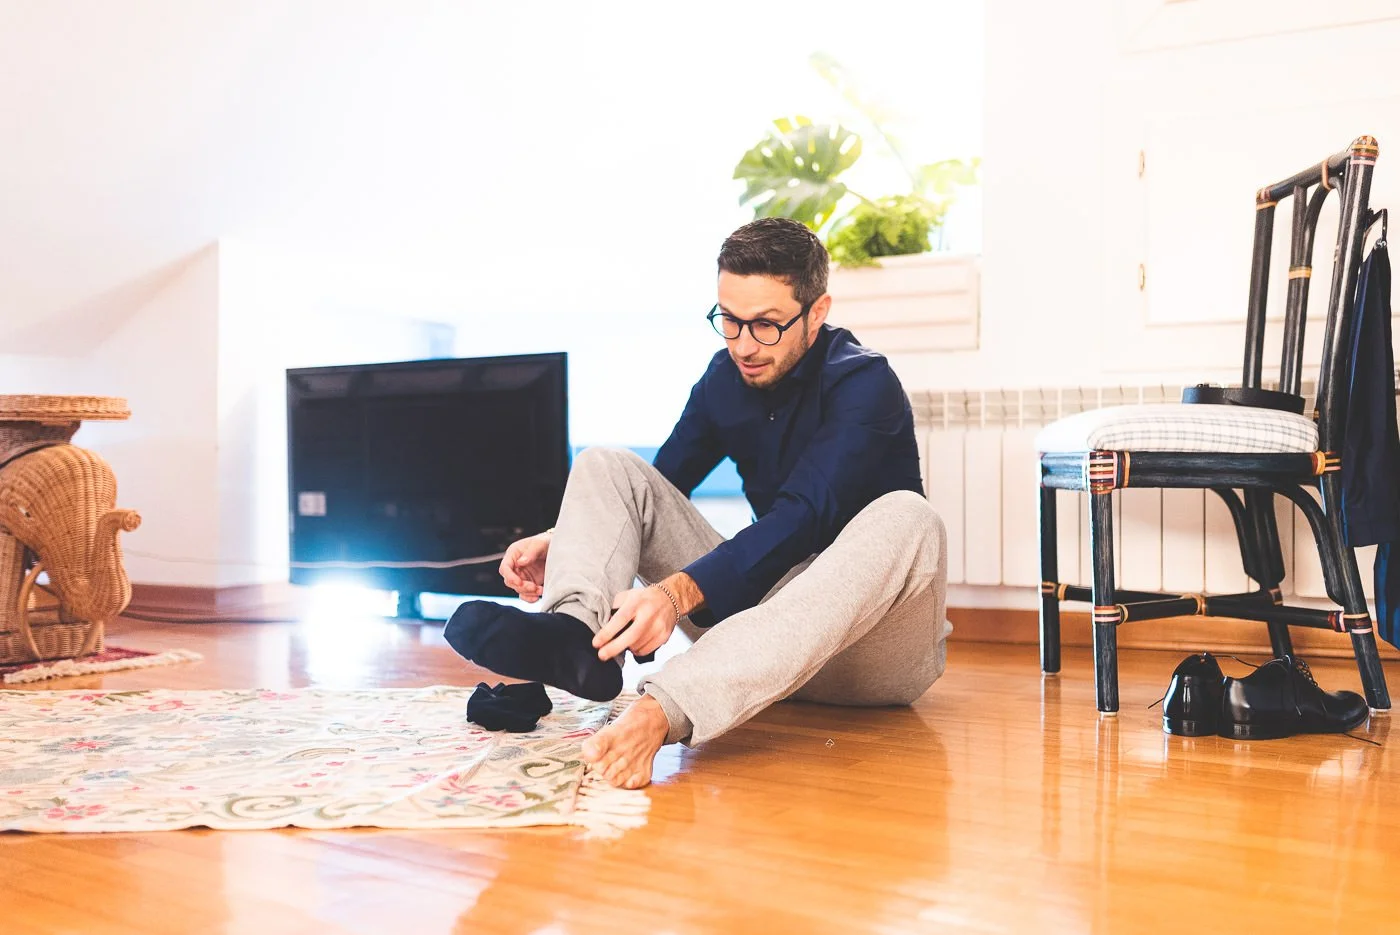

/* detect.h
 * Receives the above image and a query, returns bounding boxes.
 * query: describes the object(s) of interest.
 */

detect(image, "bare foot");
[580,694,669,789]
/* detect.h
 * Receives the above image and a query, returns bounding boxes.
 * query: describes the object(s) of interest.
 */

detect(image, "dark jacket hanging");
[1340,239,1400,647]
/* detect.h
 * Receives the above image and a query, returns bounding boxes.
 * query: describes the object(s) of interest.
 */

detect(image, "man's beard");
[738,321,812,388]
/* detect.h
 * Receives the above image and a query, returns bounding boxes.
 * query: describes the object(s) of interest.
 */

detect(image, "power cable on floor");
[118,608,448,625]
[108,550,505,624]
[123,550,507,570]
[118,609,309,625]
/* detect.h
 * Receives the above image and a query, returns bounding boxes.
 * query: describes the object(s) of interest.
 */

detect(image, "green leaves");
[809,51,914,180]
[809,53,904,135]
[731,55,982,259]
[733,116,862,230]
[917,157,982,198]
[826,195,947,268]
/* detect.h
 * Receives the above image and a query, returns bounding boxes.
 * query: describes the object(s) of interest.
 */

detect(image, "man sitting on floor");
[444,217,951,789]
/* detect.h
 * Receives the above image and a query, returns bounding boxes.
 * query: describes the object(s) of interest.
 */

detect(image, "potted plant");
[732,54,980,266]
[730,55,982,350]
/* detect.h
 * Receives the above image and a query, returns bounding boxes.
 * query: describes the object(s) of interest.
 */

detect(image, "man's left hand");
[594,587,678,661]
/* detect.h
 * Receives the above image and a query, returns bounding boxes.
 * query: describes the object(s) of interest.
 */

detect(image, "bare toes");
[582,729,614,763]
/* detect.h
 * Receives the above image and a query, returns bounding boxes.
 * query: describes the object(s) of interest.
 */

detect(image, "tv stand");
[394,591,424,620]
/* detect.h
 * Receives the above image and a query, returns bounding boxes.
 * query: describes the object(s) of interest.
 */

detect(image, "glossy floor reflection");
[3,616,1399,934]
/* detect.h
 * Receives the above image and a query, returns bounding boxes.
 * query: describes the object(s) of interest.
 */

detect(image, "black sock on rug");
[443,600,623,702]
[466,681,554,732]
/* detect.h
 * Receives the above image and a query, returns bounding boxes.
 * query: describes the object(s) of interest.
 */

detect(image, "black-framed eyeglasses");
[706,303,811,346]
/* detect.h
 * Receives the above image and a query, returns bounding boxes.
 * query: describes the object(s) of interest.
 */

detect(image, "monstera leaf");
[809,52,903,134]
[808,52,913,177]
[733,116,862,230]
[917,157,982,198]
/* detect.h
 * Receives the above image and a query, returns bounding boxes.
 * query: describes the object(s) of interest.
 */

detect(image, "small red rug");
[0,647,202,684]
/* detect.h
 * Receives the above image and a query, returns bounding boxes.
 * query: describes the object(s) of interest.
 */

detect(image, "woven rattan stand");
[0,396,141,663]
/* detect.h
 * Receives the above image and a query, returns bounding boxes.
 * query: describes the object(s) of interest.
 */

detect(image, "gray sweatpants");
[541,447,951,745]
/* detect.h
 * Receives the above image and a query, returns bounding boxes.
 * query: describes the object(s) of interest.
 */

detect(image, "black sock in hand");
[443,600,623,702]
[605,609,656,665]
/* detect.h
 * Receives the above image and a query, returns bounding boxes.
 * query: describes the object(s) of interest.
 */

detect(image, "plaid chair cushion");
[1036,403,1318,454]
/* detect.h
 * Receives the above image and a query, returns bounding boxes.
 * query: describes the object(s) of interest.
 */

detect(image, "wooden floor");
[3,615,1400,934]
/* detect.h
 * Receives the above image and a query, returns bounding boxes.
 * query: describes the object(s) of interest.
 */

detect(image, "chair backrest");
[1243,135,1382,454]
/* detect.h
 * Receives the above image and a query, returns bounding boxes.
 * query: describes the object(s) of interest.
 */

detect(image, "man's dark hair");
[717,217,829,308]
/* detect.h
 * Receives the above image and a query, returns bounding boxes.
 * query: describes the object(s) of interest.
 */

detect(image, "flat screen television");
[286,353,569,608]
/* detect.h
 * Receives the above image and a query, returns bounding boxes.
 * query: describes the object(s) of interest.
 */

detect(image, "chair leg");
[1336,542,1392,711]
[1266,620,1296,660]
[1039,485,1061,675]
[1245,489,1287,585]
[1351,628,1391,711]
[1213,486,1260,583]
[1245,489,1295,658]
[1089,488,1119,714]
[1319,476,1392,711]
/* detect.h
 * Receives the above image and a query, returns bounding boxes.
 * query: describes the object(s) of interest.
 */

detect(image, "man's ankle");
[550,600,601,634]
[639,682,693,745]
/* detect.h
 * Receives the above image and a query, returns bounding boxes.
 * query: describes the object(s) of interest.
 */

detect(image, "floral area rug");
[0,686,646,834]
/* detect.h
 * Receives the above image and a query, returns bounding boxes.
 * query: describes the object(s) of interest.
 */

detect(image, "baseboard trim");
[128,582,296,616]
[947,607,1400,660]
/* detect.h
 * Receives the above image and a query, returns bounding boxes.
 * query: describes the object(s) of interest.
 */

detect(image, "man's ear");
[809,293,833,331]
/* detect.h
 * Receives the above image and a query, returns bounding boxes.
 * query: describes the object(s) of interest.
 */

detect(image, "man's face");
[715,272,831,389]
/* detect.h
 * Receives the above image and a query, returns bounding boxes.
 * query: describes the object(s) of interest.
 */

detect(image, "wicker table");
[0,395,131,463]
[0,396,135,663]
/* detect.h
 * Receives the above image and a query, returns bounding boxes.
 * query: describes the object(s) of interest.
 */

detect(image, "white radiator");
[908,382,1378,602]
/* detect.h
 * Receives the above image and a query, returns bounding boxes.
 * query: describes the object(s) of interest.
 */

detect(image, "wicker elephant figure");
[0,444,141,655]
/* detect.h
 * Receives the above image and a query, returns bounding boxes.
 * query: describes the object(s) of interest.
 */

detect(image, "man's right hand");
[499,532,552,602]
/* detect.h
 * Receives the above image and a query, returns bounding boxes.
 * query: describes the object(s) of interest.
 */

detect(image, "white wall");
[0,241,451,588]
[2,248,223,587]
[24,2,1394,597]
[0,0,985,589]
[0,0,984,447]
[897,0,1400,394]
[215,241,458,587]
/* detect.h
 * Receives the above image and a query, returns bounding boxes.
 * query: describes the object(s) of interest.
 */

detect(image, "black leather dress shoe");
[1162,652,1225,736]
[1218,654,1369,740]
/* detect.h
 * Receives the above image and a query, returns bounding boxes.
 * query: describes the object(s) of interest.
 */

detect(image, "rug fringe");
[566,690,651,837]
[570,769,651,836]
[2,649,203,684]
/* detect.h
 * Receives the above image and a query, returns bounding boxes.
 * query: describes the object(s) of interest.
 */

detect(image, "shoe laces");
[1282,655,1383,747]
[1344,731,1383,747]
[1286,655,1319,688]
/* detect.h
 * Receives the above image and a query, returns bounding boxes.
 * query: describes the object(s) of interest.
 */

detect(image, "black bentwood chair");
[1036,135,1392,715]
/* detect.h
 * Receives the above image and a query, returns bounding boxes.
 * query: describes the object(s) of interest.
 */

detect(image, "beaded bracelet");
[652,582,682,624]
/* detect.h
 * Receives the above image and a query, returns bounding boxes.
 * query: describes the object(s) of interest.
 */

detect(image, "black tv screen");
[286,353,569,599]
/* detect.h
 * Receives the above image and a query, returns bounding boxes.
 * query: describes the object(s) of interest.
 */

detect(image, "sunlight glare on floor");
[300,582,401,686]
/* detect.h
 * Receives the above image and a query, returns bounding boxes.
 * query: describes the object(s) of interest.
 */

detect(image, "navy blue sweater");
[653,324,924,626]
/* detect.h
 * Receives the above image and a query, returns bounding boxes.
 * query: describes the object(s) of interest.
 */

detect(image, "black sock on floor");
[443,600,623,702]
[466,681,554,732]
